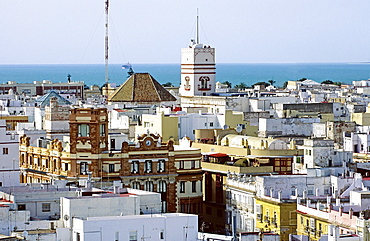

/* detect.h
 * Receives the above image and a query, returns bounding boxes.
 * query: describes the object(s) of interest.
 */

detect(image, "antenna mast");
[104,0,109,96]
[196,8,199,44]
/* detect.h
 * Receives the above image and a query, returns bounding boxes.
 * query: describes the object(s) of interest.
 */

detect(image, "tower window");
[199,76,210,89]
[109,164,115,173]
[80,162,88,174]
[78,124,90,137]
[100,124,105,136]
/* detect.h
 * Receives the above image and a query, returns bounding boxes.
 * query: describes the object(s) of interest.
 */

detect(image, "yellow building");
[137,109,256,143]
[135,112,179,142]
[0,115,29,130]
[255,197,297,241]
[296,211,330,241]
[351,112,370,126]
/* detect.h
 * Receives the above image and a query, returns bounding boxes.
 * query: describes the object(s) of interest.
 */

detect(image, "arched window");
[158,181,167,192]
[132,181,141,190]
[145,181,154,192]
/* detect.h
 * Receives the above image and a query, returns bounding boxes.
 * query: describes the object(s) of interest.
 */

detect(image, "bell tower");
[179,11,216,97]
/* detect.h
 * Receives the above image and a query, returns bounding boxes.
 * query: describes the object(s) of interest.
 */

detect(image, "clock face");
[145,139,152,147]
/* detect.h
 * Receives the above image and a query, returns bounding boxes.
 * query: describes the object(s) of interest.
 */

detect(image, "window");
[2,148,8,155]
[76,232,81,241]
[78,162,87,175]
[145,160,152,173]
[109,164,115,173]
[100,124,105,136]
[78,124,90,137]
[145,181,154,192]
[310,218,315,228]
[131,161,139,174]
[291,188,296,196]
[210,122,214,127]
[180,181,185,193]
[160,230,164,239]
[296,157,301,163]
[324,187,331,195]
[157,159,165,172]
[42,203,51,212]
[132,182,140,190]
[161,201,167,213]
[129,230,137,241]
[191,160,195,169]
[179,160,184,169]
[308,189,314,195]
[158,181,167,192]
[192,181,197,193]
[64,163,69,171]
[144,122,150,128]
[18,204,26,210]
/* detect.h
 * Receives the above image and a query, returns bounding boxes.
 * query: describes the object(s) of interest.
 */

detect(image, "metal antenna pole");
[104,0,109,97]
[196,8,199,44]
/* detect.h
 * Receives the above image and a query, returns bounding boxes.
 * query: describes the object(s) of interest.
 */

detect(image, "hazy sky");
[2,0,370,64]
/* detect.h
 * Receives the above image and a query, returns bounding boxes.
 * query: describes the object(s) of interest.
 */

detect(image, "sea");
[1,63,370,88]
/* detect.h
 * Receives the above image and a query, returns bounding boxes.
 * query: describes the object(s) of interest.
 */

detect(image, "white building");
[0,119,19,187]
[0,183,79,220]
[70,213,198,241]
[61,188,162,228]
[258,117,320,138]
[298,138,352,171]
[344,132,370,153]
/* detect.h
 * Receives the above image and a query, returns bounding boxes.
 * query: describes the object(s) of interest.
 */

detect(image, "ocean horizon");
[1,63,370,89]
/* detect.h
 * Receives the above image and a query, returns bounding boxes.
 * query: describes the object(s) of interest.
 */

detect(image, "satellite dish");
[236,126,243,133]
[64,214,69,221]
[223,125,229,130]
[23,231,28,239]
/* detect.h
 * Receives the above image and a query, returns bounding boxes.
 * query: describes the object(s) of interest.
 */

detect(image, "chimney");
[339,205,344,216]
[349,208,353,219]
[303,189,307,199]
[278,190,282,201]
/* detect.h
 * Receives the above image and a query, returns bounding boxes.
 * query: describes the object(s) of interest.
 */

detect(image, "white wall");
[0,119,20,187]
[71,213,198,241]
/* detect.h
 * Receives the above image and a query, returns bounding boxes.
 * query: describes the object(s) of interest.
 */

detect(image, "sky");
[1,0,370,64]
